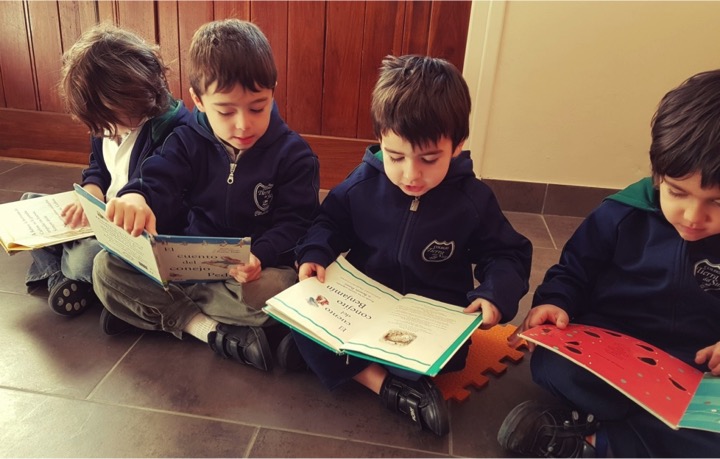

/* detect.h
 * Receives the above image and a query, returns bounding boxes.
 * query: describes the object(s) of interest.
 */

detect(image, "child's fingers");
[315,265,326,283]
[145,212,157,236]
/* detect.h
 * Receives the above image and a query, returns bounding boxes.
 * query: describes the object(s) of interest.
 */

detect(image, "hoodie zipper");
[397,197,420,292]
[227,161,238,184]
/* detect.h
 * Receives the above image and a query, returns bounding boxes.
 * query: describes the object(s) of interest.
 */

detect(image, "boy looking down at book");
[280,55,532,436]
[497,70,720,457]
[91,19,320,372]
[24,23,190,317]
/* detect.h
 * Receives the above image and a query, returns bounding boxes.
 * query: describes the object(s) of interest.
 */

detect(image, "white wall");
[464,1,720,189]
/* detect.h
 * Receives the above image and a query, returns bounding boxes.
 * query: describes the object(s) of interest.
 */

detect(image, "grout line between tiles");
[540,215,558,250]
[85,333,145,400]
[243,427,261,458]
[0,382,453,458]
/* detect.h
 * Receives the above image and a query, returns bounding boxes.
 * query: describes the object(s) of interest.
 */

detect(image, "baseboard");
[482,178,619,218]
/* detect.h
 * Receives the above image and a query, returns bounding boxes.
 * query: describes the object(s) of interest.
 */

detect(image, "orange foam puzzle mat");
[434,324,527,403]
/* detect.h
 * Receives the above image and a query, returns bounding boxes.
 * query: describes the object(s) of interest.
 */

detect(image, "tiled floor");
[0,158,586,458]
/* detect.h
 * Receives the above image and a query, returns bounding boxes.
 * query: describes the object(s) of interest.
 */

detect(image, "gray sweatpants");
[92,250,297,339]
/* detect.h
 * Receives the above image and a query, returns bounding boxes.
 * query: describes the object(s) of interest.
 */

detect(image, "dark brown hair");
[650,69,720,187]
[189,19,277,98]
[371,55,471,150]
[60,23,171,138]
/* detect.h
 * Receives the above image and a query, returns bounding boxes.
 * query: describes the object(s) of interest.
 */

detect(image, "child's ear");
[452,140,465,157]
[189,87,205,112]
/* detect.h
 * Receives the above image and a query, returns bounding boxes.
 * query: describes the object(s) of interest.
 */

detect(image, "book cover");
[520,324,720,432]
[0,191,93,253]
[74,184,251,288]
[264,255,482,376]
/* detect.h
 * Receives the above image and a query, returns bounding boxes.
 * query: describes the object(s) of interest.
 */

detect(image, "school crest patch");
[254,183,274,216]
[694,259,720,291]
[422,240,455,262]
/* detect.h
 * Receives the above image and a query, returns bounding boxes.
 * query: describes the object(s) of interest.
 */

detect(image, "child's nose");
[403,161,421,181]
[234,112,249,131]
[684,202,706,225]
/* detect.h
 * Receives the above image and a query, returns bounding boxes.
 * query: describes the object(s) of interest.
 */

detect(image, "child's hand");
[464,298,500,330]
[228,253,262,283]
[105,193,157,236]
[509,304,570,351]
[298,262,325,282]
[61,201,88,228]
[62,183,103,228]
[695,342,720,376]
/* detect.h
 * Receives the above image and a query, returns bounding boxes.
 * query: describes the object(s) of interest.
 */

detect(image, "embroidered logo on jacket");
[422,240,455,262]
[254,183,274,216]
[694,259,720,291]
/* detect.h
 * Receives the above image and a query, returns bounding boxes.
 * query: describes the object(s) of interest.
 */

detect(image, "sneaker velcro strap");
[208,324,272,371]
[381,378,425,429]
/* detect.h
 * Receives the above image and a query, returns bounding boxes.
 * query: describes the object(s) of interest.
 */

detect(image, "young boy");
[498,70,720,457]
[24,23,190,316]
[91,19,320,372]
[280,55,532,436]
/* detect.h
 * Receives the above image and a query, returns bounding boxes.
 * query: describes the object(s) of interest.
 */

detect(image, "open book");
[263,255,482,376]
[520,324,720,433]
[0,191,94,254]
[74,184,251,289]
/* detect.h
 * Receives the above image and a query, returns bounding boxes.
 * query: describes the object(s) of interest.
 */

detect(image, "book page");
[521,324,705,430]
[152,234,251,283]
[678,373,720,432]
[264,255,401,352]
[341,293,481,375]
[74,184,163,284]
[0,191,93,252]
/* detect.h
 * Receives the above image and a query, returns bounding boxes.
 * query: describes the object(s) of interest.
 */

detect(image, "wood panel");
[251,1,288,118]
[0,65,5,107]
[177,1,214,108]
[57,1,98,52]
[286,1,325,135]
[0,0,471,189]
[115,0,156,42]
[27,1,64,112]
[214,1,250,20]
[96,0,115,24]
[356,1,406,140]
[322,1,365,138]
[0,1,37,110]
[402,0,431,55]
[304,135,374,189]
[0,108,89,164]
[156,1,182,102]
[427,1,471,72]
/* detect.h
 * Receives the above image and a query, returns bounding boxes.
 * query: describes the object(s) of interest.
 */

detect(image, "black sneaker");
[379,375,449,437]
[48,277,96,316]
[497,400,598,458]
[208,324,273,372]
[275,333,309,371]
[100,307,140,336]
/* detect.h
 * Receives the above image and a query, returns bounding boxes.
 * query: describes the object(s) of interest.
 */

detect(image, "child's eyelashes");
[217,108,264,116]
[387,156,440,164]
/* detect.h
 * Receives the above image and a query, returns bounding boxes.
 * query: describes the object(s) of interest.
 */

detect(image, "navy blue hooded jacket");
[296,145,532,322]
[533,177,720,368]
[120,103,320,269]
[80,99,191,195]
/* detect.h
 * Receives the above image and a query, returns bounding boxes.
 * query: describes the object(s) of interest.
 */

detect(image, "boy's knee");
[243,267,297,310]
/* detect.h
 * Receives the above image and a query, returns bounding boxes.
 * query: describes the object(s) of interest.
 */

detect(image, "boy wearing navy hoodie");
[92,19,319,372]
[280,55,532,436]
[498,70,720,457]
